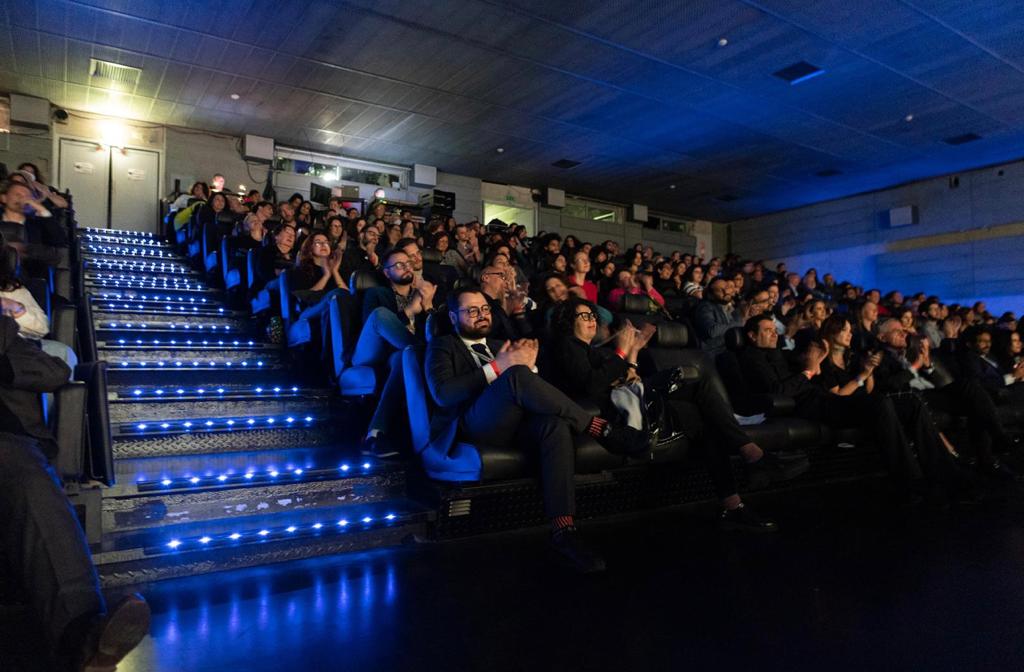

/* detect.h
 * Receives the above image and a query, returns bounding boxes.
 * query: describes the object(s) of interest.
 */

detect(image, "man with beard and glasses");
[424,288,646,573]
[355,249,436,457]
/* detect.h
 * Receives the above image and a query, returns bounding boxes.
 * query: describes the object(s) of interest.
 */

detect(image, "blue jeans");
[352,307,416,367]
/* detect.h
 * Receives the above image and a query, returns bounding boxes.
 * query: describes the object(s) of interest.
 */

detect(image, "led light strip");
[156,509,401,554]
[82,227,157,237]
[101,322,234,330]
[98,293,210,303]
[82,236,164,246]
[107,338,258,347]
[88,281,207,291]
[89,272,202,284]
[116,358,272,368]
[97,303,227,314]
[121,414,315,435]
[135,461,374,491]
[123,384,300,399]
[89,262,191,273]
[84,246,172,257]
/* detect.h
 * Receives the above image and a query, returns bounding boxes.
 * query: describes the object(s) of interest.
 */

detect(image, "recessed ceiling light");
[773,61,826,85]
[904,114,914,122]
[496,147,504,153]
[230,93,240,100]
[717,38,729,47]
[669,184,677,189]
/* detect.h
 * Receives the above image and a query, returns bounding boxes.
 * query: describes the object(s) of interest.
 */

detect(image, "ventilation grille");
[552,159,581,169]
[773,61,825,85]
[89,59,142,93]
[944,133,982,146]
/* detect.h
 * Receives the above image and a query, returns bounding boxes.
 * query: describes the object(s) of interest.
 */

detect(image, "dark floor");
[9,479,1024,672]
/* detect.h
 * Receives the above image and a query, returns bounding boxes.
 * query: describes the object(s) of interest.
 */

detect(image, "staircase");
[76,228,429,587]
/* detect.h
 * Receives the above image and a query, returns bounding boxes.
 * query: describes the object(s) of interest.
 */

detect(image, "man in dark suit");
[738,315,928,497]
[425,288,631,573]
[960,326,1024,401]
[355,248,437,457]
[0,315,150,670]
[872,319,1019,481]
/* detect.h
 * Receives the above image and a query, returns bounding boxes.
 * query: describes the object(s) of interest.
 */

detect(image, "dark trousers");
[887,392,967,488]
[0,432,104,648]
[459,366,593,518]
[923,378,1013,465]
[663,370,751,499]
[798,393,923,484]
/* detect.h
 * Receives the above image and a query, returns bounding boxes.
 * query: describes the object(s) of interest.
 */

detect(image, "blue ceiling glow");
[4,0,1024,221]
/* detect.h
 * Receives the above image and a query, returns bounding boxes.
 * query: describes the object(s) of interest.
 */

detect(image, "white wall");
[730,159,1024,312]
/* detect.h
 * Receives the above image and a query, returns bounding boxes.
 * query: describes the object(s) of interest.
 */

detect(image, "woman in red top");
[566,250,599,303]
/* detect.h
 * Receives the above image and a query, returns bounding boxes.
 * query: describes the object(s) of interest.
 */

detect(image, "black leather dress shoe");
[598,424,649,456]
[549,527,607,574]
[719,505,779,533]
[79,594,151,672]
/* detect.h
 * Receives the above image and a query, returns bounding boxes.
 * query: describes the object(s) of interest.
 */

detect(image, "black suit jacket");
[0,316,70,457]
[424,333,504,454]
[960,350,1010,397]
[485,295,534,342]
[737,345,824,408]
[546,336,629,406]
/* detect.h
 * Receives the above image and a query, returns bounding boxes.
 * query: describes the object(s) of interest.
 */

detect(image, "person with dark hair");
[340,225,380,280]
[0,180,68,274]
[693,277,751,357]
[355,248,437,457]
[546,297,800,529]
[873,319,1019,482]
[425,288,644,573]
[960,326,1024,401]
[681,264,704,298]
[0,315,151,670]
[171,181,211,211]
[15,162,68,210]
[818,314,973,498]
[738,315,934,503]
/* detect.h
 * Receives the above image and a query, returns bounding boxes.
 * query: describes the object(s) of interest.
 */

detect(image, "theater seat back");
[622,293,651,314]
[402,346,433,455]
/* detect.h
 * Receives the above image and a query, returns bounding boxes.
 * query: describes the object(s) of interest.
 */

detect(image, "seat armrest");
[52,304,76,349]
[571,397,601,416]
[748,393,797,416]
[52,382,87,480]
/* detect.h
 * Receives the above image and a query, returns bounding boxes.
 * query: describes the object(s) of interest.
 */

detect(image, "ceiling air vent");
[88,59,142,94]
[773,61,825,85]
[816,168,842,177]
[715,194,739,203]
[944,133,982,146]
[551,159,581,169]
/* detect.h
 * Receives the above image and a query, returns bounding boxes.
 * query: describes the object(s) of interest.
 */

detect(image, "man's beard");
[459,319,492,339]
[392,274,414,286]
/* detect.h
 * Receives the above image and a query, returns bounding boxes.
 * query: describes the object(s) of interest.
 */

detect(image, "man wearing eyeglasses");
[479,264,533,341]
[355,249,437,457]
[424,288,645,573]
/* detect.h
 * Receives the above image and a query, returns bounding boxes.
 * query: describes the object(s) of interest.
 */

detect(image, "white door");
[111,148,160,233]
[57,138,110,230]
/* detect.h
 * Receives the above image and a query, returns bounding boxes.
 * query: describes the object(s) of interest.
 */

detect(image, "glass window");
[563,198,622,223]
[274,148,408,189]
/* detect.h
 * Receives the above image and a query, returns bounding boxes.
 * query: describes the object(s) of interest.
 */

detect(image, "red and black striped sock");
[552,515,575,533]
[586,416,608,438]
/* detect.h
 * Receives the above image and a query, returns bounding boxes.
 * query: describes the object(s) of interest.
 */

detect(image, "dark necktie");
[470,343,493,364]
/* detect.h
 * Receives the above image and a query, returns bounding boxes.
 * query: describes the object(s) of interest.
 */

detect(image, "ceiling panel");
[4,0,1024,220]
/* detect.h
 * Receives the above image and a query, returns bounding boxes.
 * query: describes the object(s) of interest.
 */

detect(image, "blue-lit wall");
[729,159,1024,313]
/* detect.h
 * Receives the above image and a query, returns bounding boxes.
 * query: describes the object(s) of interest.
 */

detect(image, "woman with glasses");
[544,297,789,531]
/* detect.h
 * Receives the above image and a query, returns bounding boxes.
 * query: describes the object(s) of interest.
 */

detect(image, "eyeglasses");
[481,271,506,279]
[385,261,412,270]
[457,305,493,319]
[313,240,331,247]
[575,312,597,322]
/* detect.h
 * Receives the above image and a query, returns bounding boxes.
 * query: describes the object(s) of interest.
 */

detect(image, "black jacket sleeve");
[739,348,810,397]
[554,337,630,400]
[425,336,487,409]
